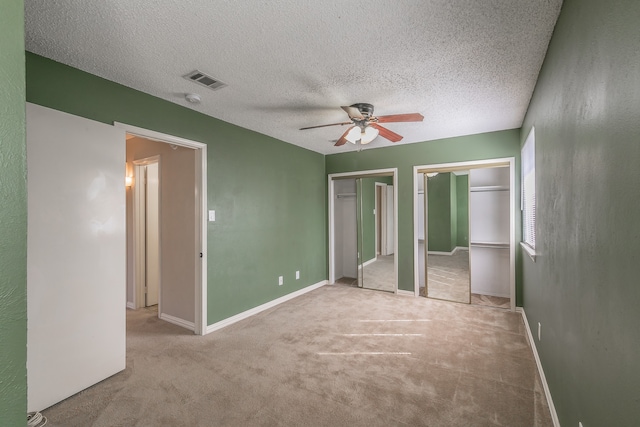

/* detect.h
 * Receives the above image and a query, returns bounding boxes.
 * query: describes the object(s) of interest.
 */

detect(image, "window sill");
[520,242,537,262]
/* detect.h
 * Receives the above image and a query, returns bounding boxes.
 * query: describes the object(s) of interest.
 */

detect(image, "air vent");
[183,70,227,91]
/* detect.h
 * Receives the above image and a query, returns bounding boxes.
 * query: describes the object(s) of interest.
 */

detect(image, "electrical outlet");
[208,210,216,222]
[296,271,300,280]
[278,276,283,286]
[538,322,541,341]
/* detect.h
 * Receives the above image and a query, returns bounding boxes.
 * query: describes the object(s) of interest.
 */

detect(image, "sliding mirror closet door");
[423,172,471,303]
[360,176,396,293]
[356,178,364,288]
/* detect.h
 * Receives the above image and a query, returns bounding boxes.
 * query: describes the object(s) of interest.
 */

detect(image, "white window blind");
[521,128,536,249]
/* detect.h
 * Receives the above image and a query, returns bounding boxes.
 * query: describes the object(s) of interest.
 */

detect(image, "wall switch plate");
[296,271,300,280]
[538,322,541,341]
[208,210,215,222]
[278,276,283,286]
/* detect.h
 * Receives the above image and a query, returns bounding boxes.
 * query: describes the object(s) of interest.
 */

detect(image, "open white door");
[27,103,126,411]
[144,161,160,306]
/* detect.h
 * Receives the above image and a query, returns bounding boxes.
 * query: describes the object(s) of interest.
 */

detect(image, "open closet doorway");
[328,169,398,294]
[413,158,515,311]
[119,123,208,335]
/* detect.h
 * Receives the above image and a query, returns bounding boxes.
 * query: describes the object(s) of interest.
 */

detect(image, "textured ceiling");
[25,0,562,155]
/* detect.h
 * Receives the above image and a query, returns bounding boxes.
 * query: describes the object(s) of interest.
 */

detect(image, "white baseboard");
[205,280,327,335]
[159,312,195,331]
[126,301,135,309]
[396,289,415,297]
[358,258,377,269]
[517,308,560,427]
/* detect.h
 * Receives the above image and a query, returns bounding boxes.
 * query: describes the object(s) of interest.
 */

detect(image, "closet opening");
[328,169,398,294]
[413,159,515,311]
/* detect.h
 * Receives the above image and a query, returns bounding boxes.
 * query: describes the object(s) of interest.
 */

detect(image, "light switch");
[208,210,216,222]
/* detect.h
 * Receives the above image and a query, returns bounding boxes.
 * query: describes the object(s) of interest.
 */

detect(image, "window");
[521,127,536,259]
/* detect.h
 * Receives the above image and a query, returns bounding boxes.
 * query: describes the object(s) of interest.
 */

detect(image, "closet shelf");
[470,185,509,192]
[470,242,510,248]
[337,193,356,198]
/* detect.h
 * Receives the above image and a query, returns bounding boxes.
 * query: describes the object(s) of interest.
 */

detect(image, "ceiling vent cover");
[183,70,227,91]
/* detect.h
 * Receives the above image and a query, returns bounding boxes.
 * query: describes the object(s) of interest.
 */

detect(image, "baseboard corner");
[159,312,195,331]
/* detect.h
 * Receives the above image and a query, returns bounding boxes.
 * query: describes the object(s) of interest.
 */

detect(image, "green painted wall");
[449,174,457,250]
[456,175,469,247]
[520,0,640,425]
[26,53,327,325]
[0,0,27,424]
[326,130,521,294]
[427,173,454,252]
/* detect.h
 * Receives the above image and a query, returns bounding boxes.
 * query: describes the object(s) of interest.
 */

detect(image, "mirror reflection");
[418,172,470,303]
[417,167,512,309]
[332,175,395,293]
[358,177,395,292]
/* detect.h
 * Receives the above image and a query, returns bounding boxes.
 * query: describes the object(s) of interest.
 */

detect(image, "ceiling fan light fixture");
[345,126,362,144]
[360,126,379,145]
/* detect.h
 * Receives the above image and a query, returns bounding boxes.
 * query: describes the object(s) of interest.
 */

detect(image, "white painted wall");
[26,103,126,411]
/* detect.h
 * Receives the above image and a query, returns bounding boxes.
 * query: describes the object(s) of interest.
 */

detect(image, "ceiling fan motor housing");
[351,103,374,118]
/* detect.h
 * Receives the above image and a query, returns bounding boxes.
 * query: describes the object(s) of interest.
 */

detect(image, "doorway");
[328,169,398,293]
[118,122,208,335]
[413,159,515,311]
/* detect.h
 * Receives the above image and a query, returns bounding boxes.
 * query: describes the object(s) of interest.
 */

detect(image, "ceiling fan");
[299,103,424,146]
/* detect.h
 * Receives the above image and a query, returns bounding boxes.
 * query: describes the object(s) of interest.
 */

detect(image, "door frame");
[116,122,208,335]
[132,156,161,311]
[413,158,516,311]
[328,168,398,293]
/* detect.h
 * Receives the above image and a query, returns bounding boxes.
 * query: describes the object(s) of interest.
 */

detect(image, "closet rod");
[337,193,356,199]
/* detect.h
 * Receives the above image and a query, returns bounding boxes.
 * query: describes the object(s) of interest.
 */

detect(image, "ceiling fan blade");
[335,127,355,146]
[341,106,364,120]
[375,113,424,123]
[370,123,403,142]
[299,121,352,130]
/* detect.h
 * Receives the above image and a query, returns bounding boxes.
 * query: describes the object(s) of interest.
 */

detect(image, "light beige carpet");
[362,255,395,292]
[426,251,471,303]
[42,285,552,426]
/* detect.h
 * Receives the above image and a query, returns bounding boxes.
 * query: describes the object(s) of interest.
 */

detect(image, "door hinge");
[199,252,203,258]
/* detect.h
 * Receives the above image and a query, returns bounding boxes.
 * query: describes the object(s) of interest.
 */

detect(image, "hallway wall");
[126,137,197,323]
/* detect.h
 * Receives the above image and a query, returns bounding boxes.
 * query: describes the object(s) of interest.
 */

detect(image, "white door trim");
[413,158,516,310]
[116,122,208,335]
[328,168,398,294]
